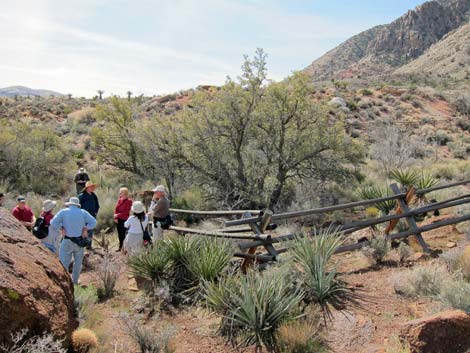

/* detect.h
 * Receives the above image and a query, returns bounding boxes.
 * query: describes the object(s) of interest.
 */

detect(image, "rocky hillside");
[304,0,470,81]
[0,85,63,98]
[395,22,470,81]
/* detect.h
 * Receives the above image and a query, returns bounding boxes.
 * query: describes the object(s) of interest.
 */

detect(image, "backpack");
[32,217,48,239]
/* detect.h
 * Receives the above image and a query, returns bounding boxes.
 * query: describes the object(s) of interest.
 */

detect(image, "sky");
[0,0,424,97]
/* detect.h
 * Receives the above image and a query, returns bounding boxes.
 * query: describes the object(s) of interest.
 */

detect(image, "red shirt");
[12,205,34,223]
[40,211,54,226]
[114,197,132,221]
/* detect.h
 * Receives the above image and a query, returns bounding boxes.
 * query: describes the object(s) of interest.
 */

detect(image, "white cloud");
[0,0,370,97]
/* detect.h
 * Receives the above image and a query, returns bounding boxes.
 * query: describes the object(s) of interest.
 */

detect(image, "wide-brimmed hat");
[17,196,26,203]
[82,181,97,192]
[42,199,57,212]
[131,201,145,214]
[65,197,81,207]
[152,185,165,193]
[79,167,86,173]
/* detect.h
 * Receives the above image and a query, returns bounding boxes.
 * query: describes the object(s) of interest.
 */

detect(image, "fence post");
[390,183,430,253]
[241,210,273,272]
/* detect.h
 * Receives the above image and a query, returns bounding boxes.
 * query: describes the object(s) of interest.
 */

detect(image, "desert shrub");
[411,99,422,109]
[361,89,373,96]
[452,93,470,116]
[457,118,470,131]
[204,270,303,352]
[71,328,98,353]
[362,235,390,265]
[74,285,98,322]
[394,264,447,298]
[291,227,359,318]
[449,141,468,159]
[433,130,451,146]
[439,278,470,312]
[276,320,325,353]
[122,316,175,353]
[0,120,74,194]
[96,255,120,300]
[442,246,470,282]
[128,245,171,287]
[94,189,116,232]
[365,206,380,218]
[397,242,412,265]
[415,171,439,191]
[0,329,66,353]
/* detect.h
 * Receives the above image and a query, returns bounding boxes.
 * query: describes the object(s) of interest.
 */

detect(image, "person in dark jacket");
[79,181,99,249]
[74,168,90,195]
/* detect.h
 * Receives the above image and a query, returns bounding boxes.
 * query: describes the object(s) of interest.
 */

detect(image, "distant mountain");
[395,22,470,81]
[304,0,470,81]
[0,85,63,98]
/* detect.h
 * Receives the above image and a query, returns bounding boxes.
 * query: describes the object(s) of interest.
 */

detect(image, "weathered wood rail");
[168,180,470,268]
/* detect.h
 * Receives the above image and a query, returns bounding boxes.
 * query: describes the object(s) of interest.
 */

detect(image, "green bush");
[204,270,303,352]
[361,89,373,96]
[439,278,470,312]
[394,265,447,298]
[359,186,396,215]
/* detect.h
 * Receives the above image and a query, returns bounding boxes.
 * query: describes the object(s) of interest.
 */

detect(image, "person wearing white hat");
[50,197,97,284]
[39,199,59,253]
[123,201,149,255]
[148,185,171,240]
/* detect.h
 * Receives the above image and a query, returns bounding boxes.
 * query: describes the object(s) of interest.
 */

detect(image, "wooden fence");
[168,180,470,270]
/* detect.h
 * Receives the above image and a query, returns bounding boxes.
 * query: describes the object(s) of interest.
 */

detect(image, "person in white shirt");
[123,201,148,255]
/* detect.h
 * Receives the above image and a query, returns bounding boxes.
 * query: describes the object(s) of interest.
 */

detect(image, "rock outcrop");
[0,208,77,346]
[400,310,470,353]
[304,0,470,81]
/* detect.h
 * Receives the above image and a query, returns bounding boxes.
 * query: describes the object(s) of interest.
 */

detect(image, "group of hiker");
[4,167,171,285]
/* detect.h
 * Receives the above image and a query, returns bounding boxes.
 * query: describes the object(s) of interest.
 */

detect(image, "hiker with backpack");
[34,199,60,253]
[74,167,90,195]
[148,185,172,241]
[50,197,97,285]
[123,201,149,255]
[79,181,100,249]
[11,196,35,231]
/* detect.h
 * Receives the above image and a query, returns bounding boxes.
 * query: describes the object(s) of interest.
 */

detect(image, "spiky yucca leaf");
[360,185,396,215]
[204,271,304,352]
[127,245,170,286]
[415,171,439,191]
[186,238,233,283]
[390,169,419,188]
[292,227,361,319]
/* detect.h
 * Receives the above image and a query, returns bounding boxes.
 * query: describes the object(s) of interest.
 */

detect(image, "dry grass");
[276,320,325,353]
[72,328,99,353]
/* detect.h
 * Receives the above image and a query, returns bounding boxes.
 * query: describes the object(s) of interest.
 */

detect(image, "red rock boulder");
[0,208,77,345]
[400,310,470,353]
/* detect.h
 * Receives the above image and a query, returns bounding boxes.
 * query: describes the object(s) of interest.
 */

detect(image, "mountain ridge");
[304,0,470,81]
[0,85,63,98]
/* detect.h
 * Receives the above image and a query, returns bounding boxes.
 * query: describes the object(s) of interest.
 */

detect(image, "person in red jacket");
[12,196,35,230]
[114,187,133,252]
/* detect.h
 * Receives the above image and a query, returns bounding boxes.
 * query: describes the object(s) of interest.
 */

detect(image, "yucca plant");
[204,270,304,352]
[127,245,171,287]
[186,237,233,283]
[360,185,396,215]
[415,171,439,192]
[163,236,199,295]
[291,227,361,319]
[390,169,419,189]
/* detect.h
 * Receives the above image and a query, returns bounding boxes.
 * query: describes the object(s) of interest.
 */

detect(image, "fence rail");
[169,180,470,269]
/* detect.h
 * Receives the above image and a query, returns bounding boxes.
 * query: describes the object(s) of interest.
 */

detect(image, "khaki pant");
[152,222,163,241]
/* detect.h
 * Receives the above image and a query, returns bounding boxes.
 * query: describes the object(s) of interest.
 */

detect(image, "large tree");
[158,50,364,209]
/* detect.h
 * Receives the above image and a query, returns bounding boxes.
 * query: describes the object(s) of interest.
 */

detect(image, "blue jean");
[59,238,84,284]
[86,229,94,249]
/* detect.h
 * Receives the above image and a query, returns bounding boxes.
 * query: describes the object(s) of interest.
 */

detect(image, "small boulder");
[400,310,470,353]
[328,97,347,108]
[0,208,77,346]
[446,241,457,248]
